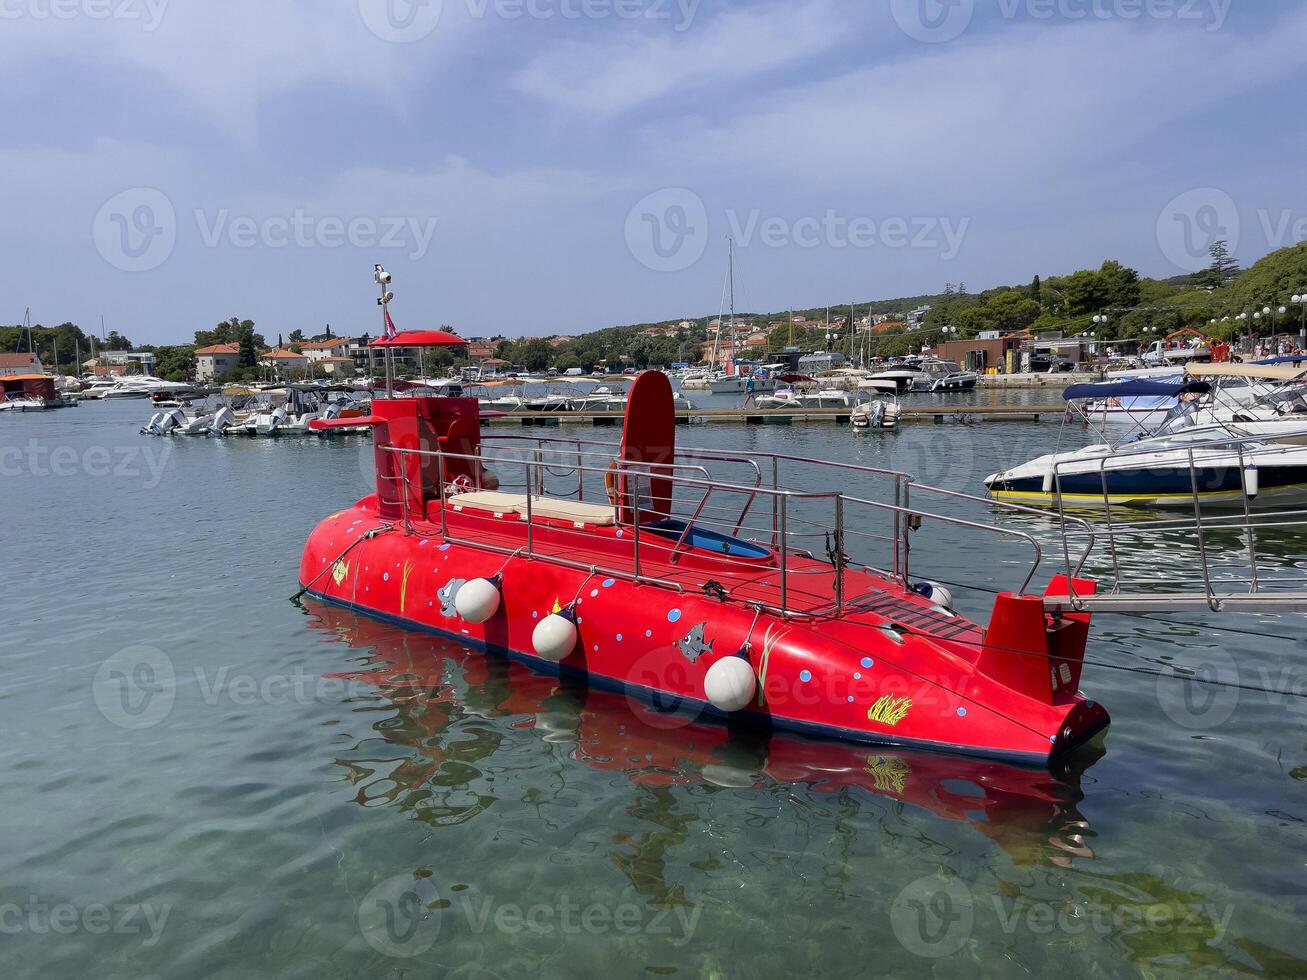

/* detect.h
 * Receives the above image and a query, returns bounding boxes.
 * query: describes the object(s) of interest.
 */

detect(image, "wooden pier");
[483,404,1065,427]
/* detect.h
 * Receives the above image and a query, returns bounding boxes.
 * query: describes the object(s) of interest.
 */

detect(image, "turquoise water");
[2,398,1305,978]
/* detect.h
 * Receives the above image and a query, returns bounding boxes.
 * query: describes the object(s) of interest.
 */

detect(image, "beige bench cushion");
[447,491,529,516]
[519,497,616,527]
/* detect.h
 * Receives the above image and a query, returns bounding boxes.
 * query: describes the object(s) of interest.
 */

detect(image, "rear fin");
[976,576,1095,705]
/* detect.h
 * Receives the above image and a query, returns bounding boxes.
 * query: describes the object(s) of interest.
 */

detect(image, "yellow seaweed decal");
[865,755,911,795]
[400,561,415,613]
[332,560,350,587]
[867,695,912,727]
[552,597,562,614]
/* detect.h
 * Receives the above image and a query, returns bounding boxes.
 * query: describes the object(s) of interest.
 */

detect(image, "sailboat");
[707,238,775,395]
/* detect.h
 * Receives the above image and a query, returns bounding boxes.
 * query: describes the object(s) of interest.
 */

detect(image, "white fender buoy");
[532,612,577,663]
[704,655,757,712]
[1042,468,1055,494]
[454,576,501,624]
[1243,462,1259,500]
[913,581,955,613]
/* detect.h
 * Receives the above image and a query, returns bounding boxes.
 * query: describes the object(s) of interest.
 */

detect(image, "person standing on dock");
[742,374,757,407]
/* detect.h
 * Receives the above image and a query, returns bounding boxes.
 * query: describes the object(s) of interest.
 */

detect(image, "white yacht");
[757,387,857,410]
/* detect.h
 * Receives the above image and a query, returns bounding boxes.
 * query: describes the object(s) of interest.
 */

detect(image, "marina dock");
[486,404,1065,426]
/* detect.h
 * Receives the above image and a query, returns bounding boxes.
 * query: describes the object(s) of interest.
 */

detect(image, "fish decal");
[332,560,350,587]
[677,623,714,663]
[437,578,467,618]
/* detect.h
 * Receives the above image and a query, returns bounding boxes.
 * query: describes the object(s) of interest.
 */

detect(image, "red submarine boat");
[300,270,1107,764]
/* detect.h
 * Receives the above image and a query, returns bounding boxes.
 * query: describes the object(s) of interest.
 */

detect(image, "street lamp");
[1292,293,1307,346]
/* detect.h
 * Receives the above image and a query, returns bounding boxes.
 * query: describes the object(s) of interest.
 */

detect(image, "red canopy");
[370,330,468,348]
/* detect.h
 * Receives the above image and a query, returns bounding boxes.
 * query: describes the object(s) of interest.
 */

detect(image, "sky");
[2,0,1306,345]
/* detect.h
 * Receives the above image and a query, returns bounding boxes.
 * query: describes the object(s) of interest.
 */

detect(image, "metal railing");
[1044,429,1307,612]
[375,434,1096,618]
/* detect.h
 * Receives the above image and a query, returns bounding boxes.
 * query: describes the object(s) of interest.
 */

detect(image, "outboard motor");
[209,405,235,436]
[141,411,165,435]
[867,401,886,428]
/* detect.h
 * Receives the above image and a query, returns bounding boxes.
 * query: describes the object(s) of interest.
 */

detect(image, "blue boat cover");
[1062,379,1212,401]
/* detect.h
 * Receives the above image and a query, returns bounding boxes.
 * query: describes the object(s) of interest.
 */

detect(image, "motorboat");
[1080,366,1276,428]
[571,384,629,413]
[865,362,925,394]
[985,378,1307,508]
[522,385,577,412]
[911,359,978,393]
[757,386,856,410]
[851,395,903,429]
[708,372,777,396]
[101,375,193,399]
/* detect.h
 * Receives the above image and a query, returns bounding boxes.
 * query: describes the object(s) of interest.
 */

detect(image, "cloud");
[511,0,846,117]
[0,1,473,146]
[656,10,1307,199]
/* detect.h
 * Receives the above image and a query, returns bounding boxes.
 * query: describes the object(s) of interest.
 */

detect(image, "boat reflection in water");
[303,600,1104,868]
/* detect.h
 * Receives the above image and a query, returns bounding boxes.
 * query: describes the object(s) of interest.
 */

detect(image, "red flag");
[383,307,398,339]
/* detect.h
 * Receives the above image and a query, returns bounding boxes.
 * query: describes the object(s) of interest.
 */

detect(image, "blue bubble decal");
[957,707,967,717]
[603,579,616,588]
[860,657,873,669]
[799,670,812,683]
[667,609,682,623]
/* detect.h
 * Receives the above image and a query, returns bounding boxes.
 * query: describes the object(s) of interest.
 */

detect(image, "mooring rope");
[289,524,394,602]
